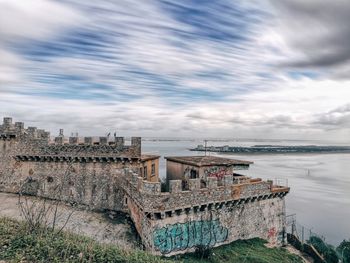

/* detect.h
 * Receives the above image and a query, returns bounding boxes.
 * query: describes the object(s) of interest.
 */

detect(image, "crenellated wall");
[123,170,289,256]
[1,117,290,257]
[0,117,143,211]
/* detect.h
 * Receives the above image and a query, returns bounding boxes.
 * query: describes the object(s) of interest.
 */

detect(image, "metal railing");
[286,214,325,243]
[267,178,289,187]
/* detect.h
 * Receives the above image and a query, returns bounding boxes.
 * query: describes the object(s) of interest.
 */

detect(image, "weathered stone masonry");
[123,170,289,256]
[0,117,290,256]
[0,117,155,211]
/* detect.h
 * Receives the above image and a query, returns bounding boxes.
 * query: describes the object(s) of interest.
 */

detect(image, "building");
[0,117,158,211]
[165,155,252,189]
[0,117,290,256]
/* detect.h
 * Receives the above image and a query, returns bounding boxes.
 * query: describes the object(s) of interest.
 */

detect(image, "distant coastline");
[190,144,350,154]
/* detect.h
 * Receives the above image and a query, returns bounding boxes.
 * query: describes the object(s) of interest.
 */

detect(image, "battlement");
[123,173,289,256]
[16,139,142,160]
[0,117,50,141]
[41,135,141,159]
[135,174,252,195]
[0,117,142,160]
[52,135,136,148]
[0,116,290,256]
[123,170,289,219]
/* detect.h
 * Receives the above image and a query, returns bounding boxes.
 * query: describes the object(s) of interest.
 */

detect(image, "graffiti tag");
[268,227,276,238]
[153,219,228,254]
[204,166,229,179]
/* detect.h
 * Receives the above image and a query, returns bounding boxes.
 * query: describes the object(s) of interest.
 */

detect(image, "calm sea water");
[142,138,350,245]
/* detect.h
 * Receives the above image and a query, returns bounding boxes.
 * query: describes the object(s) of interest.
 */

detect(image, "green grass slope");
[0,217,302,263]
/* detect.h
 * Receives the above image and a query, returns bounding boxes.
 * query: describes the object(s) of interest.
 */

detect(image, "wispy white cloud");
[0,0,350,141]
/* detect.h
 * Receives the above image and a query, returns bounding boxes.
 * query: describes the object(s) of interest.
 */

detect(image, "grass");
[0,217,303,263]
[180,239,303,263]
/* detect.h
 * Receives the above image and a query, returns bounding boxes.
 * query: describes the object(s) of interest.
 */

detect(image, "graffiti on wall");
[268,227,276,239]
[153,219,228,254]
[204,166,229,179]
[268,227,284,245]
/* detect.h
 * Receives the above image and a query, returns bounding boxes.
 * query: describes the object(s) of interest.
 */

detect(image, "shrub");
[337,240,350,263]
[194,245,212,260]
[307,236,339,263]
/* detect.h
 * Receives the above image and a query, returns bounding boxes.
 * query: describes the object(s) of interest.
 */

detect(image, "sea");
[142,138,350,246]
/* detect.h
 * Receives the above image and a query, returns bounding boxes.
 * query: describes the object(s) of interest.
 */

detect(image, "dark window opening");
[190,169,197,179]
[165,211,172,217]
[143,166,147,178]
[182,180,189,191]
[151,163,155,176]
[92,184,97,197]
[155,213,161,220]
[47,176,53,183]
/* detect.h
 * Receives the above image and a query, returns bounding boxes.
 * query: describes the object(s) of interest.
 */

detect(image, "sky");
[1,0,350,141]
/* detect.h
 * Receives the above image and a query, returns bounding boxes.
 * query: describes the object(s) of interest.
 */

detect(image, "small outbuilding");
[165,156,253,189]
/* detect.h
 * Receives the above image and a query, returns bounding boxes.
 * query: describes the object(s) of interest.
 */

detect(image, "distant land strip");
[190,145,350,154]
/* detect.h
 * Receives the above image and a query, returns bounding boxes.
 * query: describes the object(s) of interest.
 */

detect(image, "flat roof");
[141,154,160,161]
[164,156,253,167]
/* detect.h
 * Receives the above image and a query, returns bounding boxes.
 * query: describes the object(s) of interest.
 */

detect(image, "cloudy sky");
[1,0,350,140]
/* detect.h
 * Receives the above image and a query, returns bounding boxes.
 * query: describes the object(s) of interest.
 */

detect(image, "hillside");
[0,218,303,263]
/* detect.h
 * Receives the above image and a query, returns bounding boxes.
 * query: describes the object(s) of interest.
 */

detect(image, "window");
[144,166,147,178]
[182,180,189,191]
[151,163,155,176]
[190,169,197,179]
[47,176,53,183]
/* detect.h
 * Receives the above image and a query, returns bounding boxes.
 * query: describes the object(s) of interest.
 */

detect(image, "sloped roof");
[141,154,160,161]
[164,156,253,167]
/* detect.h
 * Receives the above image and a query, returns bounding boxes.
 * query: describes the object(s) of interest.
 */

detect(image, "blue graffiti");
[153,219,228,254]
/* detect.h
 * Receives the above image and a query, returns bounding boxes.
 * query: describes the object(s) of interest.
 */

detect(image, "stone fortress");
[0,117,290,256]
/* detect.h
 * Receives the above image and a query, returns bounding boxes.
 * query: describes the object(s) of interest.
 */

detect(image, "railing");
[286,214,325,243]
[286,214,327,262]
[269,178,288,187]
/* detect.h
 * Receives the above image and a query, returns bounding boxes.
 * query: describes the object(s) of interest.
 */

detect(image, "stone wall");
[9,161,128,211]
[1,117,290,257]
[166,161,246,189]
[124,172,288,214]
[0,117,142,211]
[146,198,286,256]
[123,171,289,256]
[166,161,236,181]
